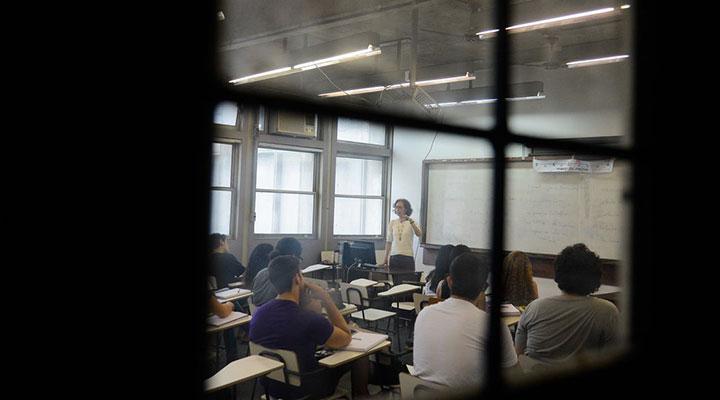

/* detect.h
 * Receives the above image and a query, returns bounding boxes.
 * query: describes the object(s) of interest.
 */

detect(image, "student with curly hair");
[515,243,619,365]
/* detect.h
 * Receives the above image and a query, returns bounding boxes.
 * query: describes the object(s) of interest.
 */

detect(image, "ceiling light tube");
[318,73,475,97]
[318,86,387,98]
[477,7,616,38]
[229,45,382,85]
[415,72,476,86]
[566,55,629,68]
[229,67,292,84]
[293,45,381,71]
[425,93,545,108]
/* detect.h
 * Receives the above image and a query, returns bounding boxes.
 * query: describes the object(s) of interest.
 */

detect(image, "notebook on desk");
[342,331,388,352]
[207,311,248,326]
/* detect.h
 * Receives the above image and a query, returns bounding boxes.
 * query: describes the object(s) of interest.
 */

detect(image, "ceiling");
[216,0,631,117]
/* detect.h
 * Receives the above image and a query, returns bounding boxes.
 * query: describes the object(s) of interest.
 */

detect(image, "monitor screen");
[341,241,376,267]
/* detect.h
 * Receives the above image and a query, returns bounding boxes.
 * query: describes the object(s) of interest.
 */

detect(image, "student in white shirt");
[413,253,519,389]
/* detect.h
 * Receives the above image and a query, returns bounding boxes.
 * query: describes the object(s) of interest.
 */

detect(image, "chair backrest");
[399,372,445,400]
[248,296,257,315]
[248,342,301,386]
[339,282,369,307]
[413,293,431,315]
[303,277,329,290]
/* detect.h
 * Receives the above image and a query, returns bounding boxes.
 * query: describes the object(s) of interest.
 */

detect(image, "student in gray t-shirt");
[252,237,304,307]
[515,243,619,365]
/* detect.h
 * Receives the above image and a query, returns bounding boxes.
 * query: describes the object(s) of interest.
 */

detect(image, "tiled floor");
[206,314,416,400]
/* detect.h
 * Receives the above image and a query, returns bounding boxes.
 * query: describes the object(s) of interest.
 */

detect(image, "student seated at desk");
[423,244,454,296]
[208,292,239,363]
[252,237,302,307]
[435,244,471,300]
[210,233,245,289]
[515,243,619,366]
[501,251,539,307]
[413,253,519,389]
[243,243,273,289]
[249,255,370,399]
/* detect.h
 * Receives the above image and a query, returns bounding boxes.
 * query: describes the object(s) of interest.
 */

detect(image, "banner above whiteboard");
[533,158,614,173]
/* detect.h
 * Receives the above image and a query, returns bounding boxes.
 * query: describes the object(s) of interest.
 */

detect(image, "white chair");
[412,293,432,315]
[249,342,349,400]
[248,296,257,315]
[399,372,446,400]
[339,282,397,344]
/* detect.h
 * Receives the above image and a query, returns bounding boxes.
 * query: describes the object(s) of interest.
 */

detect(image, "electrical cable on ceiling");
[315,66,374,106]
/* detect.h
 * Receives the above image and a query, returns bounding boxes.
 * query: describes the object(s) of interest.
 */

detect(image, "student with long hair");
[501,251,539,307]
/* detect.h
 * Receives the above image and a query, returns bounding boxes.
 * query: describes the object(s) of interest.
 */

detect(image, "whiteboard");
[423,160,629,260]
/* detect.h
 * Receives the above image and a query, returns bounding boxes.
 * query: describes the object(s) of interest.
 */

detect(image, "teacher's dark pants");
[388,255,418,284]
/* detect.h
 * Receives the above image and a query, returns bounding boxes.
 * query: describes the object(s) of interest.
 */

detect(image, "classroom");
[202,1,651,399]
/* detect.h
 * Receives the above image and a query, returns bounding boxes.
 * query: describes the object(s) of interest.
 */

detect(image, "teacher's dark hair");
[394,198,413,216]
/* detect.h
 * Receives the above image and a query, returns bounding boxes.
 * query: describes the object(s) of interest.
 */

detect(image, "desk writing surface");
[318,340,391,368]
[204,355,284,393]
[322,303,357,317]
[377,284,422,297]
[206,315,252,333]
[302,264,332,274]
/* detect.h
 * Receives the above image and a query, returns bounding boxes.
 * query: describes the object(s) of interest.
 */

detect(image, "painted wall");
[390,63,631,273]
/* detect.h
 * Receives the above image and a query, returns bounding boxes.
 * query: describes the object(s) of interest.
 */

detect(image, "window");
[210,142,236,235]
[337,118,386,146]
[213,101,238,127]
[334,157,384,236]
[254,148,316,235]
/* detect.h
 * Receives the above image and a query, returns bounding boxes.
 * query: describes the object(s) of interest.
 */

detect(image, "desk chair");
[249,342,349,400]
[248,296,257,315]
[398,372,446,400]
[412,293,431,315]
[339,282,398,349]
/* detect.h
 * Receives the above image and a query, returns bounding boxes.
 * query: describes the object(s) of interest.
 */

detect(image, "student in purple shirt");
[249,255,370,399]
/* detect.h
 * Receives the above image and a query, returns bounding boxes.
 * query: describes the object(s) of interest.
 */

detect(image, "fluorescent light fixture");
[293,45,381,71]
[229,67,293,84]
[229,45,382,85]
[425,93,545,108]
[415,72,475,87]
[620,5,631,9]
[319,86,387,98]
[477,7,617,38]
[566,55,629,68]
[318,73,475,97]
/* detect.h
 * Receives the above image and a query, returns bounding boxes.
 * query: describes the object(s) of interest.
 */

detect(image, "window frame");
[251,143,322,239]
[332,118,392,240]
[210,135,242,239]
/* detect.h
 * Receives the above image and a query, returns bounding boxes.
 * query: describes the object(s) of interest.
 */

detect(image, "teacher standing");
[382,199,422,282]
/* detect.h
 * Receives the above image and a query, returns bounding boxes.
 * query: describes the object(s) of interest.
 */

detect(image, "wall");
[390,63,630,274]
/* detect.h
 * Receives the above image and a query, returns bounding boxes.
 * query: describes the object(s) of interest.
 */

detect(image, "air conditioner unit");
[271,110,318,137]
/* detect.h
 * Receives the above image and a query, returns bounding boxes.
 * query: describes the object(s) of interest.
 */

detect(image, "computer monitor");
[341,241,376,267]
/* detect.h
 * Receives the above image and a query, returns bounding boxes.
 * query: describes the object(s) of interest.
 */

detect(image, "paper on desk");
[215,288,251,299]
[342,331,388,352]
[207,311,248,326]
